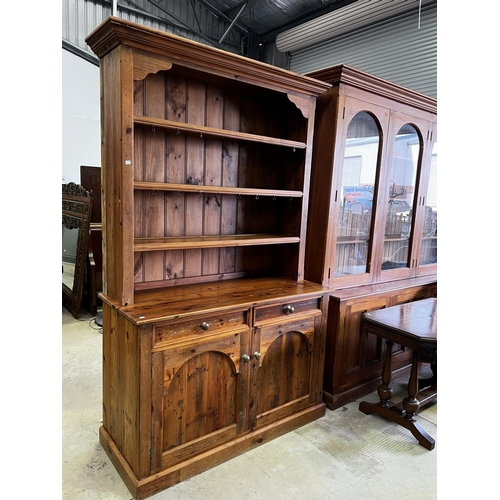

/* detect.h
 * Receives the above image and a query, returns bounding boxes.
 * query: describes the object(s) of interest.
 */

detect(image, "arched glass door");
[381,124,421,270]
[334,111,381,277]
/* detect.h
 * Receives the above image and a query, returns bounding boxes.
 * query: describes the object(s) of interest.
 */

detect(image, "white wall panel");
[62,49,101,183]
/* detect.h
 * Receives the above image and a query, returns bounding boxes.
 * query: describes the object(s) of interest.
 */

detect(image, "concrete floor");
[62,306,437,500]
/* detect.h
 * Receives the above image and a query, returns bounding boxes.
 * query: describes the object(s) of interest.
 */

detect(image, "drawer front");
[254,297,321,326]
[153,310,248,349]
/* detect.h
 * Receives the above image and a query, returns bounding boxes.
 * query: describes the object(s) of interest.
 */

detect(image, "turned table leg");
[403,350,421,419]
[378,340,394,407]
[359,340,394,415]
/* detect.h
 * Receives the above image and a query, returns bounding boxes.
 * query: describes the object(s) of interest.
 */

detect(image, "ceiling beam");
[146,0,227,49]
[194,0,249,35]
[219,2,247,43]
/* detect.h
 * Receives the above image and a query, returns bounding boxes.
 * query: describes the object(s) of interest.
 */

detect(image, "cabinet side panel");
[102,303,142,475]
[305,92,339,285]
[311,296,328,404]
[138,324,153,479]
[101,47,135,304]
[101,302,118,439]
[117,314,142,474]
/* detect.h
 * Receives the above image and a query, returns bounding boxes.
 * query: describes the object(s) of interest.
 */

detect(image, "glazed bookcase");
[304,64,437,409]
[86,17,330,499]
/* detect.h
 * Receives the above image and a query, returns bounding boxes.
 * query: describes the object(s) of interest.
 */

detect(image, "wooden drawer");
[153,310,248,349]
[254,297,321,326]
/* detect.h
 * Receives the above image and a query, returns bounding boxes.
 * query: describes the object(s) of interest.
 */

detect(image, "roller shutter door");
[289,3,436,98]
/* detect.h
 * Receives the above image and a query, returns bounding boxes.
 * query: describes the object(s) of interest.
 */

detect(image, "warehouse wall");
[62,0,243,59]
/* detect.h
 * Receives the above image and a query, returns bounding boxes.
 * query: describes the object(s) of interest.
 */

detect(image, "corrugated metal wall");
[288,3,437,98]
[62,0,244,61]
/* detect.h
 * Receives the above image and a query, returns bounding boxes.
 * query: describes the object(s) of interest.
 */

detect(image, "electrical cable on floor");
[88,312,103,334]
[69,314,103,333]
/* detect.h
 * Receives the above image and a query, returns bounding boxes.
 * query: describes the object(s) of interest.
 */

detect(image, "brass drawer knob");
[253,351,261,360]
[241,354,251,362]
[283,305,295,314]
[199,321,210,331]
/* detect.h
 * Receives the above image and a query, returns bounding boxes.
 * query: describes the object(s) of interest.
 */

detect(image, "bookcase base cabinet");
[100,278,327,499]
[322,276,437,410]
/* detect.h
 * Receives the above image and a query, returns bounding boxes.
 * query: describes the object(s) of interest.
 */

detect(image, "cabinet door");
[374,111,435,281]
[414,120,437,275]
[251,311,323,430]
[150,320,250,473]
[330,97,391,288]
[336,295,389,391]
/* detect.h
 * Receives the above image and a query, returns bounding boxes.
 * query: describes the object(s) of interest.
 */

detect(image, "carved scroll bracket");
[133,49,173,81]
[287,94,311,119]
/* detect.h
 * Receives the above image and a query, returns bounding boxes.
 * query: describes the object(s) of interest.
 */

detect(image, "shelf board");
[134,116,307,150]
[134,234,300,252]
[134,182,303,198]
[336,236,370,244]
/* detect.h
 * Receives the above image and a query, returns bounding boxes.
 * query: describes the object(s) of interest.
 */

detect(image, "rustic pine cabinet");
[86,17,330,499]
[304,65,437,409]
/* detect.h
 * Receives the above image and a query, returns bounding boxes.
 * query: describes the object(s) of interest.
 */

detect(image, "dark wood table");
[358,298,437,450]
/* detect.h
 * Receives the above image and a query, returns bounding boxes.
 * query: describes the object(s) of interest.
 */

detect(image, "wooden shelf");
[383,236,411,242]
[336,236,370,244]
[134,116,307,150]
[134,182,303,198]
[134,234,300,252]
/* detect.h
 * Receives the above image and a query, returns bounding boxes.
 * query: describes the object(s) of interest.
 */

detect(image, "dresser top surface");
[101,277,328,324]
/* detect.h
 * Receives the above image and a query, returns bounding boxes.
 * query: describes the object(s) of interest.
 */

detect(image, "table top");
[362,298,437,342]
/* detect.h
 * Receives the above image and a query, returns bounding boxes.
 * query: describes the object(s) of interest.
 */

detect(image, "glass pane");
[334,112,380,276]
[420,140,437,264]
[382,124,420,270]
